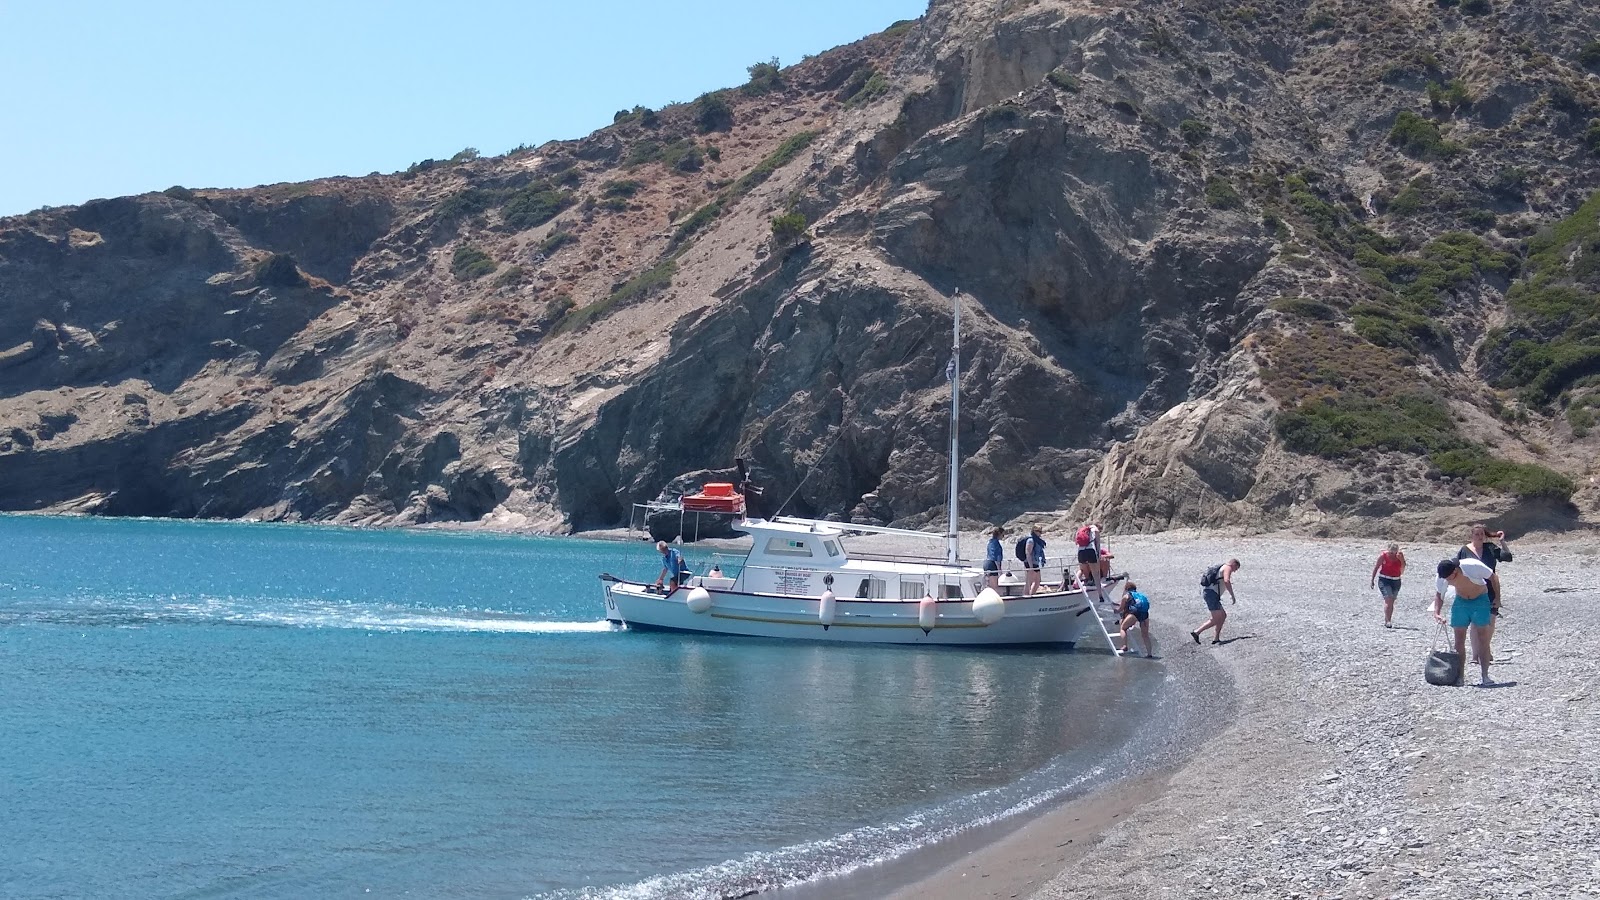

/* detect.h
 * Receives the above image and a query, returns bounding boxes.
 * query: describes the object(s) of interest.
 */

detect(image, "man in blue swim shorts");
[1432,557,1494,686]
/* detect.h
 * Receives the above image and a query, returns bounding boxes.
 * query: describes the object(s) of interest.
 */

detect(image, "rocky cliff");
[3,0,1599,539]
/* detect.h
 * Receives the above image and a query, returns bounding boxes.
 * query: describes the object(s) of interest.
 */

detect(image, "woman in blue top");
[1023,525,1046,596]
[984,526,1005,589]
[1116,581,1154,657]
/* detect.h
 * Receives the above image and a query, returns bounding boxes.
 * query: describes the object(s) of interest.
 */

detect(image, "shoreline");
[770,569,1238,900]
[768,532,1598,900]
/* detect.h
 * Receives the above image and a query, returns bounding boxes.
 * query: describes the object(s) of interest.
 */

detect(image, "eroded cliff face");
[3,0,1598,537]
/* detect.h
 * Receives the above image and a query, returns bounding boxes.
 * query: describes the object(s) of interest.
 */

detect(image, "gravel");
[997,533,1600,900]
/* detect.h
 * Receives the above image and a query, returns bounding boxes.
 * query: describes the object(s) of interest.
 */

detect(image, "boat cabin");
[712,518,988,600]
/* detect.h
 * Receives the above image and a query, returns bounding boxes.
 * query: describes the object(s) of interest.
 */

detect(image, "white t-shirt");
[1436,557,1493,597]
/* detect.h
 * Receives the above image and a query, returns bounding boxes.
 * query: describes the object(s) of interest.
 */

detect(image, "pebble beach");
[866,531,1600,900]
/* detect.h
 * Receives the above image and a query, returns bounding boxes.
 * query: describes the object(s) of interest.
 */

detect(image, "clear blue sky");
[0,1,926,217]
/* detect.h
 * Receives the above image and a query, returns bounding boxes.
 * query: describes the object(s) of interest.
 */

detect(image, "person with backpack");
[1190,559,1240,645]
[1015,525,1046,595]
[984,526,1006,589]
[1115,581,1154,658]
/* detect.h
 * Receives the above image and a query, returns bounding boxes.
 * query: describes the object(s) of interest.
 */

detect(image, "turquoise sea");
[0,515,1163,899]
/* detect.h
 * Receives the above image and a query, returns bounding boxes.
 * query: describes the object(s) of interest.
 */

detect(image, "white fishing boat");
[599,293,1112,647]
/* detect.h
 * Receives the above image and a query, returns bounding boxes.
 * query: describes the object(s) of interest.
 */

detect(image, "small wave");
[541,764,1104,900]
[1,595,615,635]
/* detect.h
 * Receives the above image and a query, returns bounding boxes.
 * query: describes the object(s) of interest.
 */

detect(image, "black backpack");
[1014,537,1030,562]
[1200,564,1223,587]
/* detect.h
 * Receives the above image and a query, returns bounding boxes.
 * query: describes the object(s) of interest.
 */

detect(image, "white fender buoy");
[818,589,836,629]
[918,595,937,634]
[685,586,712,614]
[972,587,1005,625]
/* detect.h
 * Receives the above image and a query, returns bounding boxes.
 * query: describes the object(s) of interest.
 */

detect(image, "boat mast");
[946,290,961,565]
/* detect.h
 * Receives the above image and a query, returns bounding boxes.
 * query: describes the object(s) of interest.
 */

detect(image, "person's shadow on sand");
[1389,624,1423,632]
[1211,635,1257,646]
[1477,680,1519,689]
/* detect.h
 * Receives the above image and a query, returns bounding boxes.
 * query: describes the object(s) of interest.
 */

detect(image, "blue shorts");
[1202,588,1223,611]
[1127,606,1149,622]
[1377,575,1401,599]
[983,560,1001,575]
[1450,594,1492,628]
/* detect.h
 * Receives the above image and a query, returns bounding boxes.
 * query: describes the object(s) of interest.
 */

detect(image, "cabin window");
[899,581,925,600]
[764,538,813,557]
[855,577,885,599]
[942,583,964,599]
[823,540,840,558]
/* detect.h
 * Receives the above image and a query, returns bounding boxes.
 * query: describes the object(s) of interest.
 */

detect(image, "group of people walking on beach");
[983,523,1243,659]
[1370,524,1513,686]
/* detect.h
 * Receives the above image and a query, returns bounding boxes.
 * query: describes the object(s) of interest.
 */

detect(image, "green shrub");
[1046,70,1081,92]
[1277,391,1460,457]
[1460,0,1491,13]
[1580,41,1600,70]
[1204,176,1242,209]
[1307,10,1336,30]
[1265,326,1573,499]
[665,141,704,172]
[1431,449,1574,499]
[449,147,480,164]
[1489,166,1531,199]
[770,211,808,246]
[670,200,724,247]
[1487,191,1600,403]
[695,92,734,133]
[255,253,306,288]
[438,187,504,220]
[882,19,916,38]
[1426,78,1472,111]
[1387,177,1436,215]
[502,184,575,230]
[538,230,576,255]
[1111,99,1138,116]
[1352,302,1445,351]
[845,72,891,107]
[1586,119,1600,156]
[668,130,818,250]
[1463,208,1497,230]
[1269,297,1338,320]
[451,245,496,281]
[1180,119,1211,146]
[602,179,644,198]
[162,185,196,202]
[628,138,703,171]
[493,265,526,288]
[706,145,721,162]
[743,58,783,95]
[555,260,677,334]
[1388,111,1461,159]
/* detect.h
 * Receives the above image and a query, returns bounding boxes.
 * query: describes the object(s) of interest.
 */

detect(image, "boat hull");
[602,581,1096,646]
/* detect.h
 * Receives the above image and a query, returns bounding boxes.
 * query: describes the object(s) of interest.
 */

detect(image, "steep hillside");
[2,0,1598,539]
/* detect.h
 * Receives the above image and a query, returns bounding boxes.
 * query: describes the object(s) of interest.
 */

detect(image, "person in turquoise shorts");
[1432,557,1495,686]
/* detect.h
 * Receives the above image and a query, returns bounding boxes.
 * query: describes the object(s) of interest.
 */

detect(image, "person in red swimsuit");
[1369,542,1406,628]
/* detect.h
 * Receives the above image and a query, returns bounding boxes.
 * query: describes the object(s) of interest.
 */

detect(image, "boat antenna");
[945,289,961,565]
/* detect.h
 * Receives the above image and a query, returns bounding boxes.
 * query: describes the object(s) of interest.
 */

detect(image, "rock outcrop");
[2,0,1598,538]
